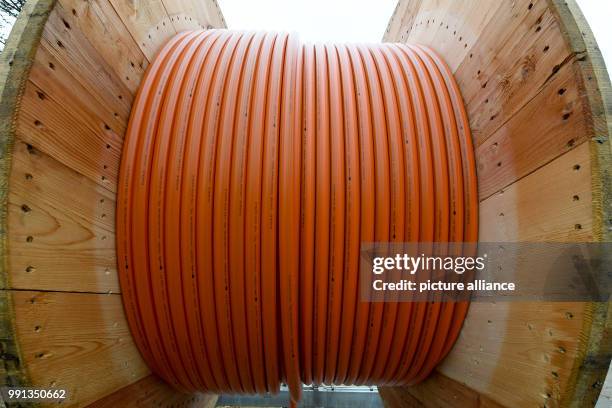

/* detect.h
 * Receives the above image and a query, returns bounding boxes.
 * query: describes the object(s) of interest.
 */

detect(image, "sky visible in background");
[576,0,612,75]
[218,0,611,78]
[218,0,397,43]
[0,14,15,50]
[0,0,610,75]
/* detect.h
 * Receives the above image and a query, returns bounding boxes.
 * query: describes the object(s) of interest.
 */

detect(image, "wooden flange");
[382,0,611,407]
[0,0,225,405]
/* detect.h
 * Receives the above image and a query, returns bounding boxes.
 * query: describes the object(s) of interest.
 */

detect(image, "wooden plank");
[0,0,57,391]
[398,1,455,49]
[379,386,423,408]
[479,142,593,242]
[381,371,505,408]
[87,375,217,408]
[475,62,590,200]
[16,80,121,193]
[439,301,588,407]
[8,139,118,293]
[29,44,129,139]
[160,0,215,32]
[12,290,149,407]
[382,0,422,43]
[405,0,500,72]
[39,3,134,120]
[456,2,579,147]
[55,0,149,95]
[452,0,554,136]
[108,0,177,61]
[12,2,138,194]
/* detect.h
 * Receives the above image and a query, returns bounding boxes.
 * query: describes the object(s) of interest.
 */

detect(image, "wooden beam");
[87,375,218,408]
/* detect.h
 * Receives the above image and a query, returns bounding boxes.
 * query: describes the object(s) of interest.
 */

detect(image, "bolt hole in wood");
[21,204,31,213]
[552,64,561,75]
[26,236,33,243]
[34,325,41,332]
[25,265,35,273]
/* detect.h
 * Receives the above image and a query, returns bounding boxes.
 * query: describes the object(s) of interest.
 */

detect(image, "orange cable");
[117,30,478,406]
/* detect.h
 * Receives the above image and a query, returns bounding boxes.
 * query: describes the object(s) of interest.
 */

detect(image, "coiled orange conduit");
[116,29,478,406]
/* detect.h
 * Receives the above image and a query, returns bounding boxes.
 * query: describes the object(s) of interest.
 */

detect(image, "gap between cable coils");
[116,29,478,407]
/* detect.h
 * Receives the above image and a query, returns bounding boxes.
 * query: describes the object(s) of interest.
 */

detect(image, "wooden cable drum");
[0,0,610,407]
[115,29,477,407]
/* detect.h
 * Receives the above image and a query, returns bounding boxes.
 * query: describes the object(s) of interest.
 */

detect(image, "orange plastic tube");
[117,30,478,406]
